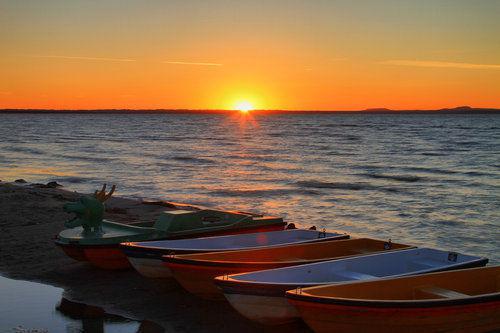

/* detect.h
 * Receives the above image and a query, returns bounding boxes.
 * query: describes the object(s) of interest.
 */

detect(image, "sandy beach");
[0,181,310,332]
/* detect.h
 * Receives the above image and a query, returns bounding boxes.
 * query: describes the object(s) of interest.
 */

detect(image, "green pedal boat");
[55,185,286,269]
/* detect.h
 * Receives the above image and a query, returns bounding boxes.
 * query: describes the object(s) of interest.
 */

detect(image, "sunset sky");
[1,0,499,110]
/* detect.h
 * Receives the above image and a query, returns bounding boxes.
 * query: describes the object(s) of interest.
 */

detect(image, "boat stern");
[214,276,300,324]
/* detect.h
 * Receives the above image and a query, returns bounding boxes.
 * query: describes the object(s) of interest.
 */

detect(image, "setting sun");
[234,101,254,113]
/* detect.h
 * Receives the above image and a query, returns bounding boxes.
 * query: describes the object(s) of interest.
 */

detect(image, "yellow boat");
[163,238,411,300]
[287,266,500,333]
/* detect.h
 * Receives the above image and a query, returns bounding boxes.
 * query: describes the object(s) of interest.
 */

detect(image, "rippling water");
[1,112,499,263]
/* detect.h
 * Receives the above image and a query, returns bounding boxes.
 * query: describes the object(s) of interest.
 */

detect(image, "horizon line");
[1,106,499,113]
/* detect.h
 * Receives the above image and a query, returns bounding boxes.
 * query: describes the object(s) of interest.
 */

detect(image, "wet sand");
[0,182,310,332]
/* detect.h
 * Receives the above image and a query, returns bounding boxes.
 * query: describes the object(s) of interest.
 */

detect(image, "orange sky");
[1,1,499,110]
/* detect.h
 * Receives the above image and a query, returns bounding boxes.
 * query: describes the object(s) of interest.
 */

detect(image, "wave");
[253,164,304,174]
[51,154,111,163]
[421,152,447,156]
[172,156,215,164]
[5,146,44,155]
[437,220,461,227]
[462,171,496,177]
[402,166,458,175]
[225,154,277,162]
[343,135,361,141]
[326,151,352,156]
[403,167,494,178]
[209,187,319,197]
[294,180,399,192]
[454,141,481,146]
[324,123,360,128]
[51,176,90,184]
[351,164,387,172]
[363,173,422,182]
[348,164,462,177]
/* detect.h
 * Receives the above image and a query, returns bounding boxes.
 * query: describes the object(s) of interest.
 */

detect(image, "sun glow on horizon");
[234,101,254,113]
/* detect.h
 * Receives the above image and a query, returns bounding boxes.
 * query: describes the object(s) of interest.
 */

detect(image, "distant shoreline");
[1,107,499,114]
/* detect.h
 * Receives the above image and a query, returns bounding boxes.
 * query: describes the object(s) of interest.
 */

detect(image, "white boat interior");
[226,248,486,286]
[129,229,345,252]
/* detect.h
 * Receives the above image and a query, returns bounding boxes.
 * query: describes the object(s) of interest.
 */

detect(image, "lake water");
[0,112,498,263]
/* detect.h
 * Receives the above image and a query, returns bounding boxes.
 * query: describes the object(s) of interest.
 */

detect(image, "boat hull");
[128,257,173,278]
[57,243,88,262]
[84,246,131,269]
[55,241,131,269]
[225,294,299,325]
[219,283,298,324]
[288,298,500,333]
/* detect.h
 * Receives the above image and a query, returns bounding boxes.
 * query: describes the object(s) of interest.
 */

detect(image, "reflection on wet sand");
[56,297,165,333]
[0,274,164,333]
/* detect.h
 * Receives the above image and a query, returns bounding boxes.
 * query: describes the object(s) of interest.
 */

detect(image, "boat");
[163,238,412,299]
[122,229,349,278]
[214,248,488,325]
[55,185,286,269]
[286,266,500,333]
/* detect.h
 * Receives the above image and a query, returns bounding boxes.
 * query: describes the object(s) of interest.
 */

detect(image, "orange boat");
[287,266,500,333]
[163,238,411,300]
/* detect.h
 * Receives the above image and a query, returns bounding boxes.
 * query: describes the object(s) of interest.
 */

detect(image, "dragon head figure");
[63,184,115,233]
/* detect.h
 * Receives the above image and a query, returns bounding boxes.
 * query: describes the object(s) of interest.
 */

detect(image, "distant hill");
[0,107,499,114]
[362,108,395,112]
[435,106,494,114]
[359,106,499,114]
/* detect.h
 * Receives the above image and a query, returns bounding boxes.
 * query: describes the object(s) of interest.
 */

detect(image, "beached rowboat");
[286,266,500,333]
[163,238,412,299]
[122,229,348,278]
[55,187,285,269]
[214,248,488,325]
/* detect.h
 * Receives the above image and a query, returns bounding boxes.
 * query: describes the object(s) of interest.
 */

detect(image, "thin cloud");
[381,59,500,70]
[27,55,136,62]
[162,61,222,66]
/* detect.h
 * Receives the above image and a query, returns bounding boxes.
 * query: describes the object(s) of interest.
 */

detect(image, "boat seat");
[336,270,376,280]
[414,286,469,299]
